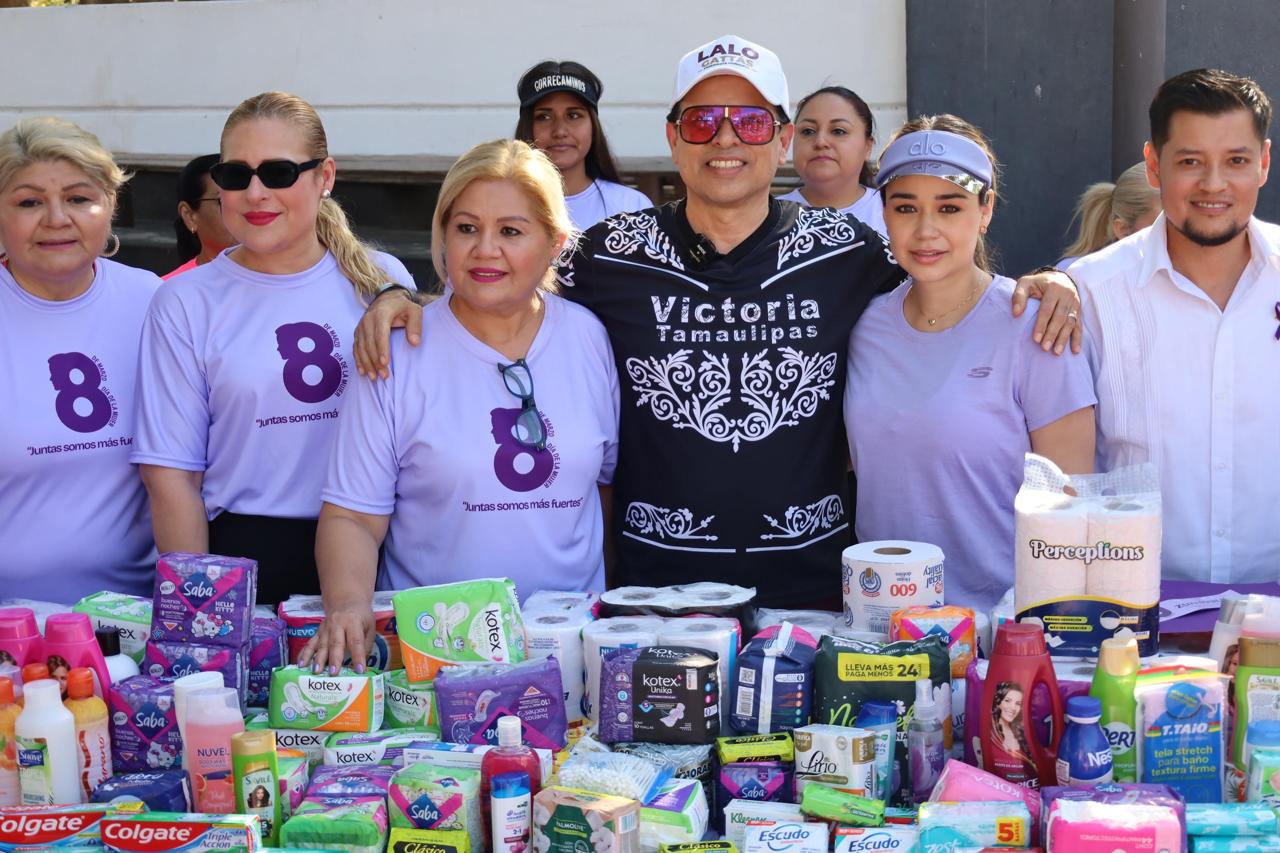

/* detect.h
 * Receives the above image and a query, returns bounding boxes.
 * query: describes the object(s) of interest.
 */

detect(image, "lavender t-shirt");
[844,276,1096,610]
[131,249,413,520]
[322,291,619,594]
[0,260,159,601]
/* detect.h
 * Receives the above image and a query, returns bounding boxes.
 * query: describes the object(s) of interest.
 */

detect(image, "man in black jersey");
[355,35,1082,607]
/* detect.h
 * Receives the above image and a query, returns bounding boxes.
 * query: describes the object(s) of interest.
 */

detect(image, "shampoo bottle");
[63,668,111,800]
[41,614,110,699]
[15,680,79,805]
[855,699,898,801]
[232,729,281,846]
[0,678,21,805]
[0,610,41,670]
[480,716,542,831]
[491,770,531,853]
[173,671,224,769]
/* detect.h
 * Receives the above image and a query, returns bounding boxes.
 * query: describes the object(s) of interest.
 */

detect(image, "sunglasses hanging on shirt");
[209,158,323,191]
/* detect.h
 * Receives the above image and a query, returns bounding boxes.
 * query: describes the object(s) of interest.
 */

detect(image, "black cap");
[517,60,603,110]
[95,626,121,657]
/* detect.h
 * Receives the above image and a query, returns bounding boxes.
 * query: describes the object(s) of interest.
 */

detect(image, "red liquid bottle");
[480,716,542,839]
[980,622,1064,788]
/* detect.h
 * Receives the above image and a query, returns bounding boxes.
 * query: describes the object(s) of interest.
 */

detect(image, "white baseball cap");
[670,35,790,122]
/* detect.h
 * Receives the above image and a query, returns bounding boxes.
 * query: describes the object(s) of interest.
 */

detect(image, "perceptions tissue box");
[385,670,439,732]
[91,770,191,812]
[143,641,249,705]
[532,787,640,853]
[916,801,1030,850]
[150,552,257,648]
[248,617,287,707]
[598,647,720,745]
[639,779,708,853]
[387,765,482,845]
[73,592,152,665]
[742,821,828,853]
[280,593,402,672]
[280,796,388,853]
[323,729,438,766]
[0,803,143,851]
[268,665,385,732]
[730,623,818,735]
[393,579,527,682]
[434,658,567,750]
[108,676,182,773]
[98,812,262,852]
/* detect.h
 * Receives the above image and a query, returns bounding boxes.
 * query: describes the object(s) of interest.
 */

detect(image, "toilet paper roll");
[1085,499,1162,602]
[659,617,740,727]
[1014,493,1089,611]
[527,612,591,724]
[841,541,945,634]
[524,590,599,617]
[756,609,840,640]
[582,616,665,724]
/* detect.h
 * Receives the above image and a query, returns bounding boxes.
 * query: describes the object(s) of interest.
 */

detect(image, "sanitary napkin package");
[393,579,526,682]
[434,658,566,750]
[150,553,257,648]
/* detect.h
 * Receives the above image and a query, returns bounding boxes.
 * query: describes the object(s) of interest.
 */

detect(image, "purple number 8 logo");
[275,322,343,404]
[47,351,112,433]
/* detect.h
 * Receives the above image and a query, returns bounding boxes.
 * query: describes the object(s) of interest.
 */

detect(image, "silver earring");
[102,233,120,258]
[322,188,331,199]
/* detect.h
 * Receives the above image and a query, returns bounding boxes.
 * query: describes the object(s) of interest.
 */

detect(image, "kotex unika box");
[392,579,526,681]
[0,802,144,850]
[143,641,249,709]
[434,658,567,750]
[108,676,182,773]
[279,593,401,671]
[267,665,384,732]
[247,617,287,707]
[149,553,257,649]
[99,812,261,852]
[73,592,152,665]
[597,647,720,745]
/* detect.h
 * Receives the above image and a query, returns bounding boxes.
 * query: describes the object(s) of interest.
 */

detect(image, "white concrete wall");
[0,0,906,168]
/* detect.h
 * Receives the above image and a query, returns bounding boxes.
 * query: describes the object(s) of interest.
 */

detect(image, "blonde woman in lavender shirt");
[299,140,619,673]
[845,115,1097,612]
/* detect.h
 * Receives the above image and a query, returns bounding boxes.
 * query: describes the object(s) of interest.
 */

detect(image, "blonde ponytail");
[1062,181,1117,259]
[1063,162,1158,259]
[221,92,402,300]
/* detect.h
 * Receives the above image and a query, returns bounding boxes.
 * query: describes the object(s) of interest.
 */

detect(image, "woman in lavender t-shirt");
[131,93,414,604]
[845,116,1097,612]
[299,140,619,673]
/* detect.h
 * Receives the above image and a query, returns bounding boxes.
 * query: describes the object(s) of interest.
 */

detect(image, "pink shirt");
[322,292,619,593]
[162,258,199,281]
[0,260,160,602]
[131,249,413,520]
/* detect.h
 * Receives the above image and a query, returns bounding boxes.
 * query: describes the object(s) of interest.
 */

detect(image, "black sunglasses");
[209,158,323,191]
[497,358,547,452]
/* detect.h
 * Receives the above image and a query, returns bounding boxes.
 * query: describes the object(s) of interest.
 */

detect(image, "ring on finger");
[1066,310,1079,321]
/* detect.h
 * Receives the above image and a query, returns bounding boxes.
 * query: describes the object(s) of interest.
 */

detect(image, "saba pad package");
[812,634,950,805]
[433,657,566,750]
[597,646,720,745]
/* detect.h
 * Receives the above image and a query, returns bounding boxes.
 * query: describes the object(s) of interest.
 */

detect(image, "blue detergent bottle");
[1056,695,1114,785]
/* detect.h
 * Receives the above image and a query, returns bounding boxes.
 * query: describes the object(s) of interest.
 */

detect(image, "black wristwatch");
[374,283,416,302]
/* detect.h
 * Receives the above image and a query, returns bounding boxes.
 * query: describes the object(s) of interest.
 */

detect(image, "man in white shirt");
[1071,68,1279,583]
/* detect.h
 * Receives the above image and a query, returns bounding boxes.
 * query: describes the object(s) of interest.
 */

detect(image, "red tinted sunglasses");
[675,105,782,145]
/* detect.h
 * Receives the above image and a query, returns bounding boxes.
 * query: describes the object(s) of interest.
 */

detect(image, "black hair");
[514,60,622,184]
[173,154,220,263]
[795,86,877,186]
[1149,68,1272,151]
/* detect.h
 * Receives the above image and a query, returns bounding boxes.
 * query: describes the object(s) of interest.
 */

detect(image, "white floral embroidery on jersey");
[760,494,844,540]
[603,211,686,270]
[626,347,837,451]
[625,502,718,541]
[777,207,859,268]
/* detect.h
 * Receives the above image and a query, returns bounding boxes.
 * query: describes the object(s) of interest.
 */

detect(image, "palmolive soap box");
[0,803,144,850]
[99,812,261,852]
[268,665,384,732]
[73,592,152,665]
[150,553,256,649]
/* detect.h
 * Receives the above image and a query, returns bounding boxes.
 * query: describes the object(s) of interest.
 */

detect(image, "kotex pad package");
[244,711,328,768]
[916,800,1031,850]
[597,647,720,745]
[73,592,152,665]
[280,592,402,671]
[98,812,261,852]
[149,552,257,649]
[306,764,397,798]
[393,579,526,682]
[0,802,144,851]
[532,787,640,853]
[387,764,483,849]
[268,665,384,732]
[247,616,287,707]
[385,669,440,732]
[730,623,818,735]
[1134,666,1227,803]
[91,770,191,812]
[322,729,439,767]
[108,676,181,773]
[434,658,567,749]
[888,604,976,679]
[143,641,249,708]
[388,827,472,853]
[721,800,804,849]
[812,634,950,805]
[638,778,708,853]
[279,796,388,853]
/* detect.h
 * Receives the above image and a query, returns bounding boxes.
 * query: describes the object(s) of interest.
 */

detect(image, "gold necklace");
[916,272,984,327]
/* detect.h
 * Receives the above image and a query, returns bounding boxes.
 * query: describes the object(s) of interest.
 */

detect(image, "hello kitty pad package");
[392,579,526,682]
[150,552,258,648]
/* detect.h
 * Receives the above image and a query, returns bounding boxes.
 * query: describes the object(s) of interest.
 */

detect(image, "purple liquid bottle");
[908,678,945,804]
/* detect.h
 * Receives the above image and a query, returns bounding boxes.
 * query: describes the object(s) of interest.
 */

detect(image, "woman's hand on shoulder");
[1011,268,1083,356]
[354,290,425,380]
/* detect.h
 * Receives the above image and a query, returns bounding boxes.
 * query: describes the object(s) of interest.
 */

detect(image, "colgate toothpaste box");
[99,813,260,853]
[0,802,144,850]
